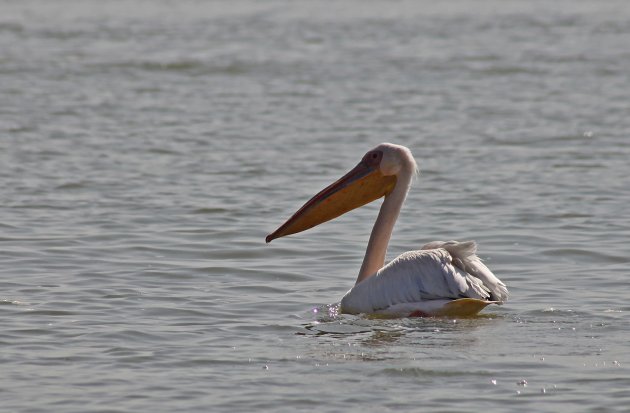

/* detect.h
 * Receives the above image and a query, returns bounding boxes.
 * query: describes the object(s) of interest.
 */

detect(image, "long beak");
[266,161,397,243]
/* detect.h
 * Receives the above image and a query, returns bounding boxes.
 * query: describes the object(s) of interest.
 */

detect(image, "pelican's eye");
[363,150,383,167]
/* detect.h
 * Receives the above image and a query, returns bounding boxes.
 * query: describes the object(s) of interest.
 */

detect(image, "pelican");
[266,143,508,317]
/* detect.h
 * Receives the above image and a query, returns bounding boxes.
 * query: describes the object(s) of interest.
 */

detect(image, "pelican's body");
[340,241,508,316]
[267,143,508,317]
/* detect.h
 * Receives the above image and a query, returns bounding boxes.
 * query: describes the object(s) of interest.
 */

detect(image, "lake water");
[1,1,630,411]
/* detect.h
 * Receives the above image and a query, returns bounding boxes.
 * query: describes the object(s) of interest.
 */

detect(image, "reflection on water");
[302,309,500,354]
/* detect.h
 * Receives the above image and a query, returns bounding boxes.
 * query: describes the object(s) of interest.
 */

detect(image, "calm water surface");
[1,1,630,411]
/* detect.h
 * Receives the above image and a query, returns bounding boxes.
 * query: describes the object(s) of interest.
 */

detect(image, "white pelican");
[266,143,508,317]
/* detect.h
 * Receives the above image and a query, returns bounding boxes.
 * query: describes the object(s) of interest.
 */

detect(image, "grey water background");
[1,0,630,411]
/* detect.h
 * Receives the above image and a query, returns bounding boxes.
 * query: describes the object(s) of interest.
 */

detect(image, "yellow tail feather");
[433,298,495,317]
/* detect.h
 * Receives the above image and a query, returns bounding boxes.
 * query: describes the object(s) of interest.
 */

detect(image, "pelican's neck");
[355,168,413,284]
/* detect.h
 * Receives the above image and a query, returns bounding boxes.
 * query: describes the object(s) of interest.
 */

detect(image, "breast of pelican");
[266,143,508,317]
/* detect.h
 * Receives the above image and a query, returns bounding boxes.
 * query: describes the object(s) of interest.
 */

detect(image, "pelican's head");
[266,143,416,243]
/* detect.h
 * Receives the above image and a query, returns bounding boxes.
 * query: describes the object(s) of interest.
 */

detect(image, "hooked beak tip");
[265,234,274,243]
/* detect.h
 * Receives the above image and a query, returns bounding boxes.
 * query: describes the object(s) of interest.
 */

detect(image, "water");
[1,0,629,411]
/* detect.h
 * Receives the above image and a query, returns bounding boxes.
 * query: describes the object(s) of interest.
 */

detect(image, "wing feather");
[340,248,494,314]
[421,240,509,303]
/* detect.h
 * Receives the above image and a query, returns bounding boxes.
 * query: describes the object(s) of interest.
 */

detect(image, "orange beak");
[266,161,397,243]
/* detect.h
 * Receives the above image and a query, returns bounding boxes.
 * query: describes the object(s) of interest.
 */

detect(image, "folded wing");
[340,242,508,314]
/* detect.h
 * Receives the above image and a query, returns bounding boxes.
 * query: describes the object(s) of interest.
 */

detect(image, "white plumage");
[340,240,509,315]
